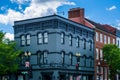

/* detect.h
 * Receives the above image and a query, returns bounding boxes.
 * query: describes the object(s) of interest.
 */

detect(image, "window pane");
[104,35,106,44]
[44,32,48,43]
[38,33,42,44]
[21,35,25,46]
[61,33,64,44]
[100,33,103,43]
[96,32,98,41]
[96,48,99,60]
[26,34,30,45]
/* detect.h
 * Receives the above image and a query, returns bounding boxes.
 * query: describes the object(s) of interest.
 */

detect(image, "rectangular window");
[38,33,42,44]
[76,37,79,47]
[61,33,64,44]
[43,32,48,43]
[26,34,30,45]
[69,35,72,46]
[100,33,103,43]
[96,48,99,60]
[108,36,110,44]
[100,49,103,60]
[96,32,98,41]
[104,35,106,44]
[113,39,115,44]
[21,35,25,46]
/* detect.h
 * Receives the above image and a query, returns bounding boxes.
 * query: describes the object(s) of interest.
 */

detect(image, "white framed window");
[104,35,106,44]
[100,49,103,60]
[100,33,103,43]
[96,48,99,60]
[21,35,25,46]
[108,36,110,44]
[38,33,42,44]
[96,32,98,41]
[44,52,47,58]
[61,33,65,44]
[83,39,86,49]
[76,37,79,47]
[43,32,48,43]
[69,34,72,46]
[113,39,115,44]
[26,34,30,45]
[89,40,92,51]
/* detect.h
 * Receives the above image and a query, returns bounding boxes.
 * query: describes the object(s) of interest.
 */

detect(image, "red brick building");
[68,8,116,80]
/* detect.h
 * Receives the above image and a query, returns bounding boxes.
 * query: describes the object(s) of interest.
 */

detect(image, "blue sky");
[0,0,120,40]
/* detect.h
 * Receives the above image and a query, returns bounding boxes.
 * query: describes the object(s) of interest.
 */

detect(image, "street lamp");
[24,51,31,80]
[75,52,81,70]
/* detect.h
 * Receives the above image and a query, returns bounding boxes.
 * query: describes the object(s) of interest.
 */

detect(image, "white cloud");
[0,0,75,25]
[5,33,14,40]
[106,5,117,11]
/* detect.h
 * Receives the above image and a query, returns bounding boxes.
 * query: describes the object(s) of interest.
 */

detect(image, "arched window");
[26,34,30,45]
[89,40,92,51]
[37,51,42,65]
[83,39,86,49]
[37,33,43,44]
[61,51,65,64]
[69,52,73,65]
[43,51,48,64]
[83,55,86,67]
[76,36,79,47]
[21,35,25,46]
[89,56,92,67]
[69,34,72,46]
[61,32,65,44]
[43,32,48,43]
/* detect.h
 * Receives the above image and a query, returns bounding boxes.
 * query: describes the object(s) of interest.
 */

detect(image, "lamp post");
[75,52,81,70]
[24,51,31,80]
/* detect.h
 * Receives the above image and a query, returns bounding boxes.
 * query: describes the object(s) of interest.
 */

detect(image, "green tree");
[102,44,120,80]
[0,31,21,75]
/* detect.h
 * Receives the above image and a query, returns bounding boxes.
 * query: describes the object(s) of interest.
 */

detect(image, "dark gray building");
[13,15,95,80]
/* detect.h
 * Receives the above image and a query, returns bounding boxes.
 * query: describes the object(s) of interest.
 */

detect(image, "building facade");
[68,8,116,80]
[13,15,95,80]
[116,29,120,80]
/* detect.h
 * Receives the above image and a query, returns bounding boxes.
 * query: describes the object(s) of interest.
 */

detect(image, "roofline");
[14,14,94,32]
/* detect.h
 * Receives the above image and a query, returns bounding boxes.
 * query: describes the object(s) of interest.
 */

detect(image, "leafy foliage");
[102,44,120,80]
[0,31,21,75]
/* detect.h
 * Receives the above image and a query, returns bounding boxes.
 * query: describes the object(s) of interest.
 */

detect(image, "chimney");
[68,8,85,24]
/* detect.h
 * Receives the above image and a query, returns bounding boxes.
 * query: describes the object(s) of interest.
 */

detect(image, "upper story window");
[108,36,110,44]
[113,39,115,44]
[76,37,79,47]
[61,32,65,44]
[89,40,92,51]
[38,33,43,44]
[26,34,30,45]
[69,34,72,46]
[21,35,25,46]
[100,49,103,60]
[100,33,103,43]
[43,32,48,43]
[96,48,99,60]
[83,39,86,49]
[104,35,107,44]
[96,32,98,41]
